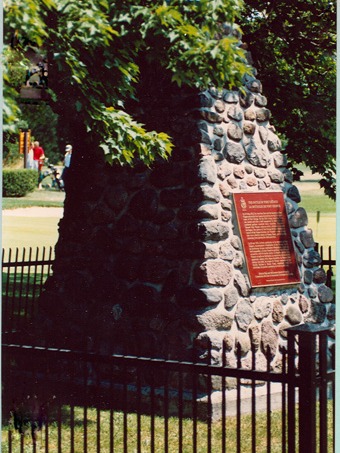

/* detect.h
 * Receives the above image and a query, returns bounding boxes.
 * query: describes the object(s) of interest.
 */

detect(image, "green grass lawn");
[1,402,334,453]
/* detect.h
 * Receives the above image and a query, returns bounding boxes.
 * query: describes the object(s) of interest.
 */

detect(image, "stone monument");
[38,29,334,373]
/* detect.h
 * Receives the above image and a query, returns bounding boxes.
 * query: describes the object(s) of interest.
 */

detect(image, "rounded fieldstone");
[289,208,308,228]
[223,91,239,103]
[278,322,291,339]
[221,198,232,210]
[230,235,242,250]
[272,299,284,323]
[243,121,256,135]
[283,169,294,183]
[196,308,233,331]
[273,152,287,168]
[308,287,318,298]
[213,138,223,151]
[298,295,309,313]
[233,252,244,269]
[223,333,234,351]
[313,268,327,284]
[219,242,235,261]
[227,123,243,141]
[246,176,257,187]
[261,320,278,359]
[234,271,251,297]
[254,297,272,320]
[199,92,214,108]
[304,269,313,285]
[285,305,303,325]
[258,126,268,144]
[219,181,231,197]
[302,249,322,268]
[249,323,261,350]
[198,156,217,184]
[197,203,219,220]
[200,287,224,305]
[224,286,239,309]
[105,185,129,212]
[215,99,225,113]
[246,79,262,93]
[245,141,270,167]
[217,160,233,180]
[244,108,256,121]
[200,108,223,123]
[203,242,219,259]
[318,284,334,303]
[224,141,246,164]
[227,176,238,189]
[128,189,159,220]
[213,126,225,137]
[197,220,229,241]
[227,105,243,121]
[239,91,254,108]
[197,260,233,285]
[256,108,271,122]
[233,167,245,179]
[281,294,289,305]
[305,300,326,323]
[287,185,301,203]
[267,131,282,151]
[235,332,251,357]
[235,299,254,331]
[300,229,315,248]
[254,94,267,107]
[268,170,284,183]
[254,168,267,178]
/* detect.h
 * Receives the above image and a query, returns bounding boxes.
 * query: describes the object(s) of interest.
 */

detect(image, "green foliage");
[20,104,60,164]
[240,0,336,198]
[3,0,249,166]
[3,141,22,167]
[3,169,38,197]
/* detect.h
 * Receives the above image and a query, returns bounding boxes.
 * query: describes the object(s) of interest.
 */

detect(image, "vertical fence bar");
[207,343,212,453]
[251,346,256,453]
[178,368,183,453]
[287,329,297,453]
[236,345,242,453]
[136,366,142,453]
[221,341,227,453]
[192,351,198,453]
[16,248,26,331]
[319,332,328,453]
[150,370,155,453]
[23,247,33,325]
[164,368,169,453]
[266,348,272,453]
[281,348,287,453]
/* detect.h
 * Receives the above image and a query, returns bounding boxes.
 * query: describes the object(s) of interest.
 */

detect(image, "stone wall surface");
[39,51,334,368]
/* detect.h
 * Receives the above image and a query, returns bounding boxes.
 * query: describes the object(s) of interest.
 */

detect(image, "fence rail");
[2,325,335,453]
[2,246,54,333]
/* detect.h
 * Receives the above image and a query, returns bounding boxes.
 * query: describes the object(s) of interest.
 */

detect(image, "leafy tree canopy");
[239,0,336,198]
[4,0,336,198]
[4,0,249,166]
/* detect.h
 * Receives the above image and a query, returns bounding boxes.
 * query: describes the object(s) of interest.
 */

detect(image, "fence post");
[287,324,331,453]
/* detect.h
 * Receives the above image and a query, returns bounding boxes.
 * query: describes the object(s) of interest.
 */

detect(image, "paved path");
[2,207,64,217]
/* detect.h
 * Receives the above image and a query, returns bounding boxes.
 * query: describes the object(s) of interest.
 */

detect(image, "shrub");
[3,169,37,197]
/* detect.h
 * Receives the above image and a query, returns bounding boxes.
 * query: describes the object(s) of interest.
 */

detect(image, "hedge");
[3,169,38,197]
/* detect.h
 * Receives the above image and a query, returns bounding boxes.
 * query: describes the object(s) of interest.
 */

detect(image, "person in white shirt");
[62,144,72,189]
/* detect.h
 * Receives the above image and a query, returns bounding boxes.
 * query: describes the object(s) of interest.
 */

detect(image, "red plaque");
[233,192,300,288]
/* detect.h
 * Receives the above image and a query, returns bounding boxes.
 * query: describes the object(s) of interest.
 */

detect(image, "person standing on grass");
[33,141,46,188]
[62,144,72,190]
[32,141,45,170]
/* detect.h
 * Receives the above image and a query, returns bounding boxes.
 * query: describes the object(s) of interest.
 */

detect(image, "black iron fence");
[2,324,335,453]
[1,247,336,452]
[1,245,336,334]
[2,247,54,333]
